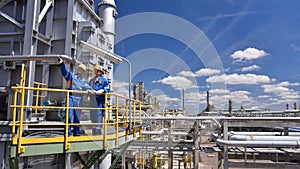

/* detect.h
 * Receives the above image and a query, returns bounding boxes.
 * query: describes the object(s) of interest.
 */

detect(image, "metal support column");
[223,120,229,169]
[65,153,72,169]
[193,121,199,169]
[65,0,74,57]
[168,121,173,169]
[23,0,40,121]
[9,157,18,169]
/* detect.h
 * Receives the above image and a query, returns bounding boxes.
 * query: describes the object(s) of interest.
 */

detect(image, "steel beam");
[0,0,12,9]
[0,32,24,38]
[82,150,107,169]
[9,157,18,169]
[109,140,133,169]
[0,11,24,29]
[33,31,51,46]
[75,152,87,166]
[38,0,53,24]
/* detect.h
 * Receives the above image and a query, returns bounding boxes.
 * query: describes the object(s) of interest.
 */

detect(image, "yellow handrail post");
[11,88,19,139]
[115,95,119,145]
[17,64,26,154]
[33,82,46,114]
[103,93,108,147]
[34,84,40,114]
[139,101,142,136]
[64,91,70,150]
[133,101,136,138]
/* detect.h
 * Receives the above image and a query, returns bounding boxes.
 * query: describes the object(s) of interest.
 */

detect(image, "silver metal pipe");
[230,131,300,136]
[216,139,300,147]
[230,135,300,141]
[142,129,164,135]
[79,41,122,64]
[0,55,75,63]
[212,118,222,128]
[141,116,300,121]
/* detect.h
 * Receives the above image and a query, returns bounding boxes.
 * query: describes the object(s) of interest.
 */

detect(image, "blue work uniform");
[60,63,89,136]
[89,76,110,134]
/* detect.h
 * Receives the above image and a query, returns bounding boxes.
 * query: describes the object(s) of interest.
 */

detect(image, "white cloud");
[210,89,230,94]
[178,71,196,77]
[278,81,300,87]
[112,80,129,97]
[258,95,271,99]
[231,47,269,61]
[262,82,300,100]
[195,68,221,76]
[185,92,206,103]
[206,73,271,85]
[178,68,221,77]
[241,65,260,72]
[155,94,180,102]
[153,76,198,90]
[231,90,250,96]
[290,44,300,52]
[210,90,254,109]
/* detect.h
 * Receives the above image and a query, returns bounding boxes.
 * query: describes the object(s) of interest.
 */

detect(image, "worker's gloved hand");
[95,89,104,95]
[57,57,63,64]
[87,89,96,95]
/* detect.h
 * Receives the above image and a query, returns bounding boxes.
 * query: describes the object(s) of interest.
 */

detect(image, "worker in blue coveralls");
[57,57,89,136]
[88,65,110,135]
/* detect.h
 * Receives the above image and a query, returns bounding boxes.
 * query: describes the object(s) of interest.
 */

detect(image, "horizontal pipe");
[79,41,122,64]
[230,135,300,141]
[0,55,75,63]
[216,139,300,147]
[141,116,300,121]
[230,131,300,136]
[142,129,164,135]
[273,127,300,132]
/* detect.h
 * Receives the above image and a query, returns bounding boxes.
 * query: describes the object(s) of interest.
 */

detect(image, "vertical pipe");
[223,120,229,169]
[122,154,125,169]
[193,121,199,169]
[65,153,71,169]
[168,121,173,169]
[244,147,247,165]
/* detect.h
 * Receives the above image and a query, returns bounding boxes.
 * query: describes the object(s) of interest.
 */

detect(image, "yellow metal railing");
[33,82,46,114]
[10,65,142,154]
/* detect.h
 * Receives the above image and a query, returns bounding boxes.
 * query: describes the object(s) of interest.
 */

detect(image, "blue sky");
[110,0,300,114]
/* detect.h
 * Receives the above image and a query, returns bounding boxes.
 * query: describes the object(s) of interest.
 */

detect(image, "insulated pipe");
[273,127,300,132]
[0,55,75,63]
[79,41,122,64]
[142,129,164,135]
[230,132,300,136]
[230,135,300,141]
[216,139,300,147]
[141,116,300,121]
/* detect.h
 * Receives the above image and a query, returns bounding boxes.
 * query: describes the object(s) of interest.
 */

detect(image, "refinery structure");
[1,0,300,169]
